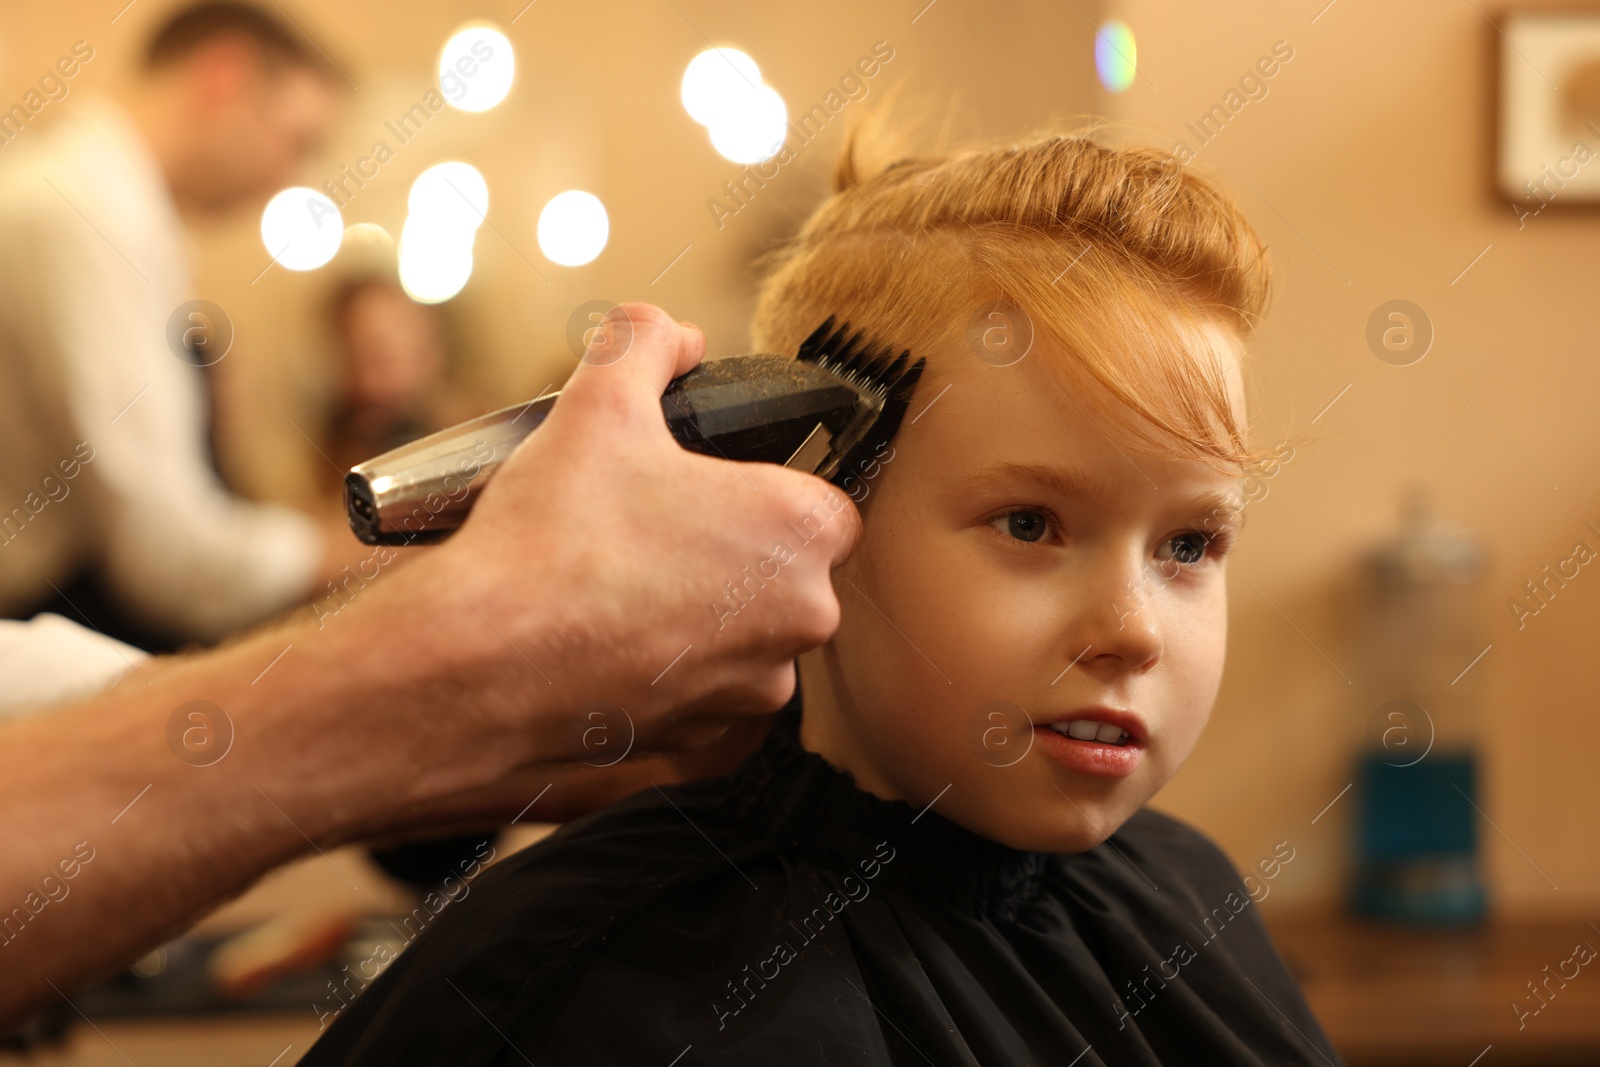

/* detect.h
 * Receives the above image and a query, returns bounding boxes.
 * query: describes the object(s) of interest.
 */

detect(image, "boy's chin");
[957,795,1144,854]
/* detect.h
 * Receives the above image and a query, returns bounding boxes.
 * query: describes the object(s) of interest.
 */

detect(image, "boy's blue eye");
[1169,533,1207,565]
[1161,530,1234,567]
[985,512,1236,560]
[1004,510,1049,543]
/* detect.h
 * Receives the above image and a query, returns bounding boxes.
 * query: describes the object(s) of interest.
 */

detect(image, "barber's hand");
[344,714,776,844]
[398,303,859,772]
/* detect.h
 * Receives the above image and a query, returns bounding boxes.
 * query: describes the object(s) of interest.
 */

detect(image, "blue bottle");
[1351,489,1488,925]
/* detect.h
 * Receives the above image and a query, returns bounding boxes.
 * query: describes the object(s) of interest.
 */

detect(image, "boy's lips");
[1036,707,1148,746]
[1033,707,1147,779]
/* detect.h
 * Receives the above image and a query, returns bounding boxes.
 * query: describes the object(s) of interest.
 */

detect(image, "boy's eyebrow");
[940,462,1247,527]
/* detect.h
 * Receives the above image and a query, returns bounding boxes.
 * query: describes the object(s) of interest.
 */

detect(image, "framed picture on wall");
[1495,7,1600,208]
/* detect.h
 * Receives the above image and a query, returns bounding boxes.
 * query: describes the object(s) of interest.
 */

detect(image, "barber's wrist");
[268,546,569,835]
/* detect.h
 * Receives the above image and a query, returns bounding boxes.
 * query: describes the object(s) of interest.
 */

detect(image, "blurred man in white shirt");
[0,1,345,651]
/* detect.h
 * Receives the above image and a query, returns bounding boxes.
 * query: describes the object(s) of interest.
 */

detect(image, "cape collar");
[728,691,1050,918]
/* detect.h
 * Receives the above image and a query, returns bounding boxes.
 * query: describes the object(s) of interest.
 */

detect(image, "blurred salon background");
[1,0,1598,1063]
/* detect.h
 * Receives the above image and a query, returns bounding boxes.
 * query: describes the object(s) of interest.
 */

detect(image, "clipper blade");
[795,316,926,491]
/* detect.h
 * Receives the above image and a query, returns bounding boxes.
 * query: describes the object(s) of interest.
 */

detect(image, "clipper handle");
[344,353,859,546]
[345,395,558,546]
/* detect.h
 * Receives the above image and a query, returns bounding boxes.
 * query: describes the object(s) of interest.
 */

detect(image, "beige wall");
[4,1,1595,914]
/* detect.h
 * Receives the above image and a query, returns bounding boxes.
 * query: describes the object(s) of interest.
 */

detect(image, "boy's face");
[798,319,1246,853]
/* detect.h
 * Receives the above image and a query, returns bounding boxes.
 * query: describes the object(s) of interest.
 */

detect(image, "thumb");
[558,302,706,424]
[822,482,863,568]
[771,468,864,569]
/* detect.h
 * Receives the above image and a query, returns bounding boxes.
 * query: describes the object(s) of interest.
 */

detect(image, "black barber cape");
[302,699,1343,1066]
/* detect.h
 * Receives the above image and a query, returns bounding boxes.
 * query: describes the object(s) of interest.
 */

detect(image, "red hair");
[751,123,1275,472]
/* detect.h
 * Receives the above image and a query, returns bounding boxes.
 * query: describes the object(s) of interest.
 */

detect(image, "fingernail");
[679,321,701,333]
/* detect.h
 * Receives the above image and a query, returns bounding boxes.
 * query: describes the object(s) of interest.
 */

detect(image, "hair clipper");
[344,318,926,545]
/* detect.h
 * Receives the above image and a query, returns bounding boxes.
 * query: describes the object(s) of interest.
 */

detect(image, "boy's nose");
[1067,554,1164,675]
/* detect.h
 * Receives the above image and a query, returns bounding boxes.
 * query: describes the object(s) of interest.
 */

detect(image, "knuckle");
[611,301,668,333]
[796,589,841,647]
[781,492,827,529]
[755,663,798,711]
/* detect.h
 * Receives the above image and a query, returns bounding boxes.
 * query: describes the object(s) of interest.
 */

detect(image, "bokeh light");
[680,47,763,128]
[409,161,489,232]
[259,187,343,271]
[439,24,515,112]
[536,190,609,267]
[707,84,788,164]
[1095,20,1138,93]
[680,47,790,165]
[398,215,474,303]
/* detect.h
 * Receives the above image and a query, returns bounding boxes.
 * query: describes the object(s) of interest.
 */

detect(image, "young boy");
[301,129,1341,1066]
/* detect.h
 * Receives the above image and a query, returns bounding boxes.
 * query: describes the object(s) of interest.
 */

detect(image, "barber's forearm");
[0,623,315,1024]
[0,557,555,1024]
